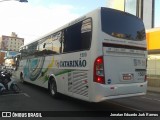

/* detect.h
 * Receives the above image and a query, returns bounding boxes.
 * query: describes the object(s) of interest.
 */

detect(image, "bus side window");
[62,18,92,53]
[51,32,61,54]
[59,31,64,53]
[81,18,92,49]
[63,23,82,52]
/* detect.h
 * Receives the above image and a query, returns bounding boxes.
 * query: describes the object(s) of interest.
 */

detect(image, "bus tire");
[20,73,24,83]
[49,78,58,98]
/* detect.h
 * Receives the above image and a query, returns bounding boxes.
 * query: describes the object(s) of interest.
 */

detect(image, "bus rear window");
[101,7,146,41]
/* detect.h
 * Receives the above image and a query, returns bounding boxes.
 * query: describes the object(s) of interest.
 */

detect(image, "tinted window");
[20,19,92,57]
[20,42,38,57]
[28,42,38,53]
[101,8,146,41]
[38,33,61,55]
[63,18,92,53]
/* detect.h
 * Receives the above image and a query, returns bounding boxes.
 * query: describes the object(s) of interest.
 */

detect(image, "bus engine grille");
[68,71,89,97]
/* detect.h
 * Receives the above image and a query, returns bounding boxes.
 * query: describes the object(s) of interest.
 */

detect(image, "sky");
[0,0,159,45]
[0,0,105,45]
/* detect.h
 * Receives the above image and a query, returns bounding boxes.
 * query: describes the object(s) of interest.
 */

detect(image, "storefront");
[146,28,160,87]
[147,28,160,78]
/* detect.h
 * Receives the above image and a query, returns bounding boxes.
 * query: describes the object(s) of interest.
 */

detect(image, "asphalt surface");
[0,77,160,120]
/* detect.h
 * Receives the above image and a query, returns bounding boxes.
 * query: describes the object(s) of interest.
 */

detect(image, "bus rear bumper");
[100,92,146,102]
[93,82,147,102]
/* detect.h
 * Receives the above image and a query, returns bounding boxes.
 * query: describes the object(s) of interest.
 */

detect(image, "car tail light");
[94,56,105,84]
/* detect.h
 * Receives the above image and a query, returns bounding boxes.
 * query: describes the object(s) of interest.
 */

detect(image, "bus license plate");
[122,74,133,80]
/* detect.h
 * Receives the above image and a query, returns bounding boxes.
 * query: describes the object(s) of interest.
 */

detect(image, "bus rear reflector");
[94,56,105,84]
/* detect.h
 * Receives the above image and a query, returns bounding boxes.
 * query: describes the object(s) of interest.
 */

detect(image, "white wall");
[143,0,153,29]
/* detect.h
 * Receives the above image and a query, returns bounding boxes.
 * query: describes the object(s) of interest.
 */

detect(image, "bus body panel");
[103,48,147,84]
[20,51,91,101]
[18,7,147,102]
[89,7,147,102]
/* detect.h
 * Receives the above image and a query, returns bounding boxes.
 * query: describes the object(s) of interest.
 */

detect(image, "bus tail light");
[144,75,147,82]
[94,56,105,84]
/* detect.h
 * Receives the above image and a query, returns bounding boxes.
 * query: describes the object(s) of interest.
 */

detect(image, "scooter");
[0,69,20,94]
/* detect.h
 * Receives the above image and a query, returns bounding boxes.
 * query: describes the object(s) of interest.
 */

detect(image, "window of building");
[154,0,160,27]
[124,0,137,16]
[106,0,125,11]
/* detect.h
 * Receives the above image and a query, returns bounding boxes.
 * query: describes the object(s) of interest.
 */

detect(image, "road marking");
[141,96,160,102]
[0,92,30,97]
[22,93,30,97]
[106,101,142,111]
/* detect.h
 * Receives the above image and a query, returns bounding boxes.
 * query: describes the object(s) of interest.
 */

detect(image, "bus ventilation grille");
[68,71,88,97]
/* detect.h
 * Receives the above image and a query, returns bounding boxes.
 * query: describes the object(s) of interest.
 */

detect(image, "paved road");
[0,78,160,120]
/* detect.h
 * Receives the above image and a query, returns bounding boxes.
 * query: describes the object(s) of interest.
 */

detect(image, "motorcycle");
[0,69,20,94]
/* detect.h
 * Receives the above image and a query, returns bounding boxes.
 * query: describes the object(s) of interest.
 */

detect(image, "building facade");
[146,28,160,83]
[0,51,5,65]
[106,0,154,29]
[0,32,24,52]
[0,32,24,66]
[106,0,160,87]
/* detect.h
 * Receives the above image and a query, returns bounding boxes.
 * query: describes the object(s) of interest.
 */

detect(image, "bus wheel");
[49,78,58,98]
[20,73,24,83]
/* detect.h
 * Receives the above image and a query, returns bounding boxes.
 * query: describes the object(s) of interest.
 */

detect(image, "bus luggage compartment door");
[103,55,146,85]
[102,54,147,96]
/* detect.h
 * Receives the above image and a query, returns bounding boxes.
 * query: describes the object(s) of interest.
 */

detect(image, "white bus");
[19,7,147,102]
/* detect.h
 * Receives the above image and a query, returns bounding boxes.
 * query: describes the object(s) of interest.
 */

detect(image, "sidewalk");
[147,86,160,93]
